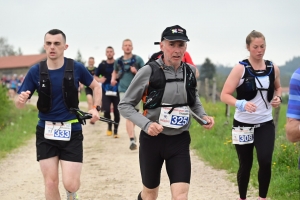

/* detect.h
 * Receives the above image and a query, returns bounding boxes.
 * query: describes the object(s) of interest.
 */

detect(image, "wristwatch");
[93,105,101,112]
[276,96,282,103]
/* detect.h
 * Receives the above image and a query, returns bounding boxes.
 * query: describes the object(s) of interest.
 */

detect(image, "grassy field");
[190,99,300,199]
[0,95,299,199]
[0,103,38,159]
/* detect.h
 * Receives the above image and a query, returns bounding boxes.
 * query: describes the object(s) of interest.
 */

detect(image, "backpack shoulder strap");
[37,60,52,113]
[264,60,274,77]
[64,58,74,80]
[39,60,48,79]
[265,60,273,67]
[239,59,249,67]
[183,62,197,86]
[145,51,163,66]
[99,60,107,75]
[117,56,124,67]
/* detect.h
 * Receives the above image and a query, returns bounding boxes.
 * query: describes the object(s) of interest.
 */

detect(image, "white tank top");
[234,69,273,124]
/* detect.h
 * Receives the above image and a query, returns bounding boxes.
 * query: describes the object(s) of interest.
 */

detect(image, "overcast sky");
[1,0,299,67]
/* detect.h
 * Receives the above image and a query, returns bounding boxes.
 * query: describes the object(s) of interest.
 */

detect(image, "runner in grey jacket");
[118,57,210,136]
[119,25,214,200]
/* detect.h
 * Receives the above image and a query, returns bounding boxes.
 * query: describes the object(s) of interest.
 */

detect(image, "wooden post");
[205,78,209,102]
[273,106,281,133]
[224,104,230,125]
[212,77,216,104]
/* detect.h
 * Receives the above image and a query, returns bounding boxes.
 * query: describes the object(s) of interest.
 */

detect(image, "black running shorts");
[101,88,120,113]
[36,125,84,162]
[139,130,191,189]
[85,87,93,96]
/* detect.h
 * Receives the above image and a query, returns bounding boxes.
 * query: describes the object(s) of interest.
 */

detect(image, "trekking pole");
[69,108,118,125]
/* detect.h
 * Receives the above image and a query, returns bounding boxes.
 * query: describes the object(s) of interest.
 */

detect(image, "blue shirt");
[95,61,114,84]
[287,68,300,119]
[95,61,119,93]
[18,58,93,131]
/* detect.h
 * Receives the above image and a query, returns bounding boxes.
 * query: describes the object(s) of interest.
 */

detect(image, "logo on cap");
[171,29,184,34]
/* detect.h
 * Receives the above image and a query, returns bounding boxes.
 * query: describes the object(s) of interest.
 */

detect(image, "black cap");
[154,25,189,45]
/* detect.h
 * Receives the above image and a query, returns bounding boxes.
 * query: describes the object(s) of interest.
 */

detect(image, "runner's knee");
[141,186,159,199]
[63,182,80,193]
[44,179,59,191]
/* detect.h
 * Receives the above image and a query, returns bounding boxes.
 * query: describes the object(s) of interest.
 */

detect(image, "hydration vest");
[37,58,79,113]
[142,61,197,114]
[116,55,137,79]
[236,59,275,108]
[98,60,108,75]
[145,51,163,65]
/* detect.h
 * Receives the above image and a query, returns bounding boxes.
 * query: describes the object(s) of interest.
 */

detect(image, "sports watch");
[93,105,101,112]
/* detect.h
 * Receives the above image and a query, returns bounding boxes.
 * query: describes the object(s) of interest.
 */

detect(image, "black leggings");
[139,130,191,189]
[102,90,120,130]
[233,119,275,199]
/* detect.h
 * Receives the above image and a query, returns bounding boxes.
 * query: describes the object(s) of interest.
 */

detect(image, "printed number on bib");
[232,126,254,145]
[44,121,72,141]
[159,103,189,129]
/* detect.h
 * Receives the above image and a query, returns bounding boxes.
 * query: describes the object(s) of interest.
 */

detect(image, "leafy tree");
[0,37,17,56]
[200,58,216,81]
[17,47,23,55]
[75,50,85,65]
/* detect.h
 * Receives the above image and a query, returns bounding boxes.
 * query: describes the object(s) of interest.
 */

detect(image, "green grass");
[79,90,87,102]
[190,99,300,200]
[0,104,38,159]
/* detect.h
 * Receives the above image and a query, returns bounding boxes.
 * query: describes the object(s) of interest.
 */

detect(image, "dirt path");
[0,98,257,200]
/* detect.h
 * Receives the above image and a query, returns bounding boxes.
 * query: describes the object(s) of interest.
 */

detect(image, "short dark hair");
[106,46,114,50]
[89,57,94,60]
[45,29,66,41]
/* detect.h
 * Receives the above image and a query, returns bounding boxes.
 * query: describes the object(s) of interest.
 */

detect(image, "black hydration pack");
[145,51,163,65]
[236,59,275,109]
[116,55,137,79]
[37,58,79,113]
[142,61,197,114]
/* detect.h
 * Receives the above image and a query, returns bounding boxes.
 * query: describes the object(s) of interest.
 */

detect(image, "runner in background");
[95,46,120,138]
[85,57,97,111]
[111,39,144,150]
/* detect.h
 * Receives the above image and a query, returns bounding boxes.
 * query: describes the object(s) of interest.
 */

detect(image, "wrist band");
[277,96,282,103]
[235,99,247,112]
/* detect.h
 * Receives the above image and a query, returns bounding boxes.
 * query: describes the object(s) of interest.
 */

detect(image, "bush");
[0,86,12,130]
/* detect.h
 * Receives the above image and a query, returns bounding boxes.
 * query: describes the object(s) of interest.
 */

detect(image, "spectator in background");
[8,74,18,99]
